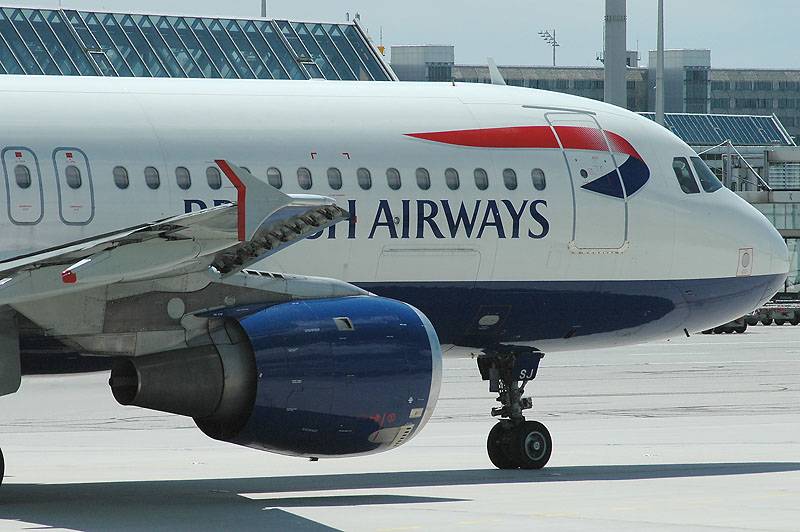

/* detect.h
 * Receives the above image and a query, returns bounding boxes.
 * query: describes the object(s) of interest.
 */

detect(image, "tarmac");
[0,325,798,531]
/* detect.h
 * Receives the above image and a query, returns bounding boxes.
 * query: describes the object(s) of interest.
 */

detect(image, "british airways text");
[185,199,550,240]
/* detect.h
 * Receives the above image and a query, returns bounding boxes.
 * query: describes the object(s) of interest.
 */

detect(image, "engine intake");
[110,296,442,458]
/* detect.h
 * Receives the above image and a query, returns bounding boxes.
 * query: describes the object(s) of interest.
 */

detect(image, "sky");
[5,0,798,69]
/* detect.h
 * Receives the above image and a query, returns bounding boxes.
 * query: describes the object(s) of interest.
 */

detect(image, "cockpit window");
[691,157,723,193]
[672,157,700,194]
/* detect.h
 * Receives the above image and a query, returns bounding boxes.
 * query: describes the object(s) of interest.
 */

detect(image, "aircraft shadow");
[2,462,798,531]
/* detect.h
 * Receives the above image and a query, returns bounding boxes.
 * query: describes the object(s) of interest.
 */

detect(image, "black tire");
[775,320,786,326]
[745,318,758,326]
[761,319,773,326]
[735,325,747,334]
[487,423,517,469]
[791,319,800,326]
[511,421,552,470]
[714,326,725,334]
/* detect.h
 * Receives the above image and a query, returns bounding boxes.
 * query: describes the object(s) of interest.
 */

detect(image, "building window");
[735,81,754,91]
[267,167,282,189]
[14,165,31,189]
[327,167,342,190]
[445,168,460,190]
[175,167,191,190]
[711,81,731,91]
[113,166,129,189]
[65,165,82,189]
[297,167,312,190]
[474,168,489,190]
[206,166,222,190]
[384,168,400,190]
[358,168,372,190]
[778,99,797,109]
[415,168,430,190]
[145,167,160,189]
[531,168,547,191]
[754,81,774,91]
[503,168,517,190]
[711,98,731,109]
[672,157,700,194]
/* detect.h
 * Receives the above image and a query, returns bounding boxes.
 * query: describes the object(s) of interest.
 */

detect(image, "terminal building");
[0,6,395,81]
[390,46,800,142]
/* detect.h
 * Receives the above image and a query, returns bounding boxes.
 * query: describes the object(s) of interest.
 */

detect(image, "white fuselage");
[0,76,789,350]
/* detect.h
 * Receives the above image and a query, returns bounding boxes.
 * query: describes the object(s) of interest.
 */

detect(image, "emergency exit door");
[546,112,628,250]
[53,148,94,225]
[2,147,43,225]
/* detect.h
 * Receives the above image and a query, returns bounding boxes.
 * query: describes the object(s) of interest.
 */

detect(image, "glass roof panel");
[325,24,368,80]
[307,23,354,80]
[41,10,96,76]
[119,14,168,77]
[82,12,133,76]
[18,9,74,75]
[253,20,306,79]
[155,16,203,78]
[101,13,151,77]
[169,17,219,78]
[134,15,185,77]
[188,17,235,78]
[224,19,270,79]
[206,18,254,79]
[0,8,42,74]
[342,24,388,81]
[289,22,337,79]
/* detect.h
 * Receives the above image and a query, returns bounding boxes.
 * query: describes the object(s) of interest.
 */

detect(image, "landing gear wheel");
[775,319,786,326]
[761,319,773,326]
[512,421,552,469]
[487,423,516,469]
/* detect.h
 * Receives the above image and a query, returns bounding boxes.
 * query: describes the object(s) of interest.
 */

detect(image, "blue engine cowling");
[196,296,442,458]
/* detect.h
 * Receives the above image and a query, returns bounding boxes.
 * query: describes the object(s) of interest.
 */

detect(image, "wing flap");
[0,162,348,305]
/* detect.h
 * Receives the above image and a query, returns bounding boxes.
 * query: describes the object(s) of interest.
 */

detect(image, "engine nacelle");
[110,296,442,458]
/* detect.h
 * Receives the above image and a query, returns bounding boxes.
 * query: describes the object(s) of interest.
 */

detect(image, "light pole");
[538,30,559,67]
[655,0,665,125]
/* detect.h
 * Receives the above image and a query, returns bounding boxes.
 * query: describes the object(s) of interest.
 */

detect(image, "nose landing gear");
[478,349,552,469]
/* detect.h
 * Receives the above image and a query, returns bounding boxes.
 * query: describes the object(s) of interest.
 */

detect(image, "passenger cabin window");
[415,168,430,190]
[297,167,313,190]
[175,167,191,190]
[267,167,282,189]
[672,157,700,194]
[113,166,129,189]
[65,165,82,189]
[145,167,160,189]
[327,167,342,190]
[357,168,372,190]
[387,168,401,190]
[206,166,222,190]
[691,157,723,193]
[445,168,460,190]
[503,168,518,190]
[474,168,489,190]
[531,168,547,191]
[14,165,31,189]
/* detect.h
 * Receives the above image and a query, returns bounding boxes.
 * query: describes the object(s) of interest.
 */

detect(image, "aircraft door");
[53,148,94,225]
[546,113,627,251]
[2,147,43,225]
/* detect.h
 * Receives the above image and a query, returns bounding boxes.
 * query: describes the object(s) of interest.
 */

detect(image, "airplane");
[0,75,789,482]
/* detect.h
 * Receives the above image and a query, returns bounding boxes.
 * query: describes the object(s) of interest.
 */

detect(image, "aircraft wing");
[0,161,348,306]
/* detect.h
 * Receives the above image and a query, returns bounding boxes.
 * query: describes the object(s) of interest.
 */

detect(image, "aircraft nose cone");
[761,216,790,278]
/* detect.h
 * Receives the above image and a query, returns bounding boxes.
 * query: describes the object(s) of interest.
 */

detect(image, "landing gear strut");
[478,349,552,469]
